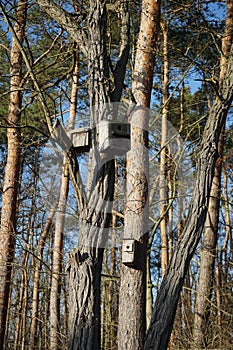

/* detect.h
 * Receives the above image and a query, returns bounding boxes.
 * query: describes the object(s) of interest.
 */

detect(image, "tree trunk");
[117,111,149,349]
[67,3,114,349]
[117,1,161,349]
[102,215,118,350]
[50,166,69,350]
[193,3,233,347]
[160,22,169,276]
[144,49,233,350]
[222,165,233,260]
[0,1,26,347]
[50,46,78,350]
[29,2,130,348]
[146,252,153,330]
[67,168,115,350]
[30,205,56,348]
[192,134,223,348]
[215,246,222,340]
[13,164,38,349]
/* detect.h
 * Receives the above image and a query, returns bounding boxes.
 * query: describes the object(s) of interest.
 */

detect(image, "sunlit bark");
[118,1,161,349]
[0,1,27,347]
[160,22,169,276]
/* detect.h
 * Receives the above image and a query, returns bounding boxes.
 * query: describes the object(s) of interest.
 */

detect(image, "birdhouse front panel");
[99,121,130,155]
[122,239,138,266]
[68,128,91,153]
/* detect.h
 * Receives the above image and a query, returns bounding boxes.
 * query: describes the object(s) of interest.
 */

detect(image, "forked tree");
[1,0,232,349]
[35,1,233,349]
[36,1,129,349]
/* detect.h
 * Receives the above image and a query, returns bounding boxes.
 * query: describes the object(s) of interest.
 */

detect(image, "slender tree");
[50,47,78,350]
[193,1,233,347]
[30,205,57,348]
[160,21,169,276]
[0,1,27,347]
[118,1,161,349]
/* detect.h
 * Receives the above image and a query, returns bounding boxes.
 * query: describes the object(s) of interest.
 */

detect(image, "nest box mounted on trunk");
[68,128,91,153]
[68,121,131,156]
[122,239,139,267]
[99,121,131,156]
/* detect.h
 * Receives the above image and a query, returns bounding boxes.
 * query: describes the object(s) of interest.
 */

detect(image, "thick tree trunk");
[67,163,115,349]
[144,50,233,350]
[0,2,26,347]
[192,131,223,348]
[117,1,161,349]
[67,3,114,349]
[34,1,130,348]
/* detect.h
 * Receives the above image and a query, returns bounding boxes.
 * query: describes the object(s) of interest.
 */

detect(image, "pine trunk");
[0,2,26,347]
[160,22,169,276]
[117,1,161,349]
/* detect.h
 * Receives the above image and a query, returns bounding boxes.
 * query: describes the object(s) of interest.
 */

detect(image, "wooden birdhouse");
[68,128,91,153]
[122,239,138,267]
[99,121,130,156]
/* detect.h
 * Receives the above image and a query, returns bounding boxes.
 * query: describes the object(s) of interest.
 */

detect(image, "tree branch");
[36,0,88,56]
[111,0,130,102]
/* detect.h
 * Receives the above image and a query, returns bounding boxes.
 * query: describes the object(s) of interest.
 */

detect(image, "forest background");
[0,0,233,349]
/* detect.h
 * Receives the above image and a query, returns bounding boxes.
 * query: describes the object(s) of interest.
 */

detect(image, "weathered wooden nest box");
[122,239,139,267]
[68,128,91,153]
[99,121,130,156]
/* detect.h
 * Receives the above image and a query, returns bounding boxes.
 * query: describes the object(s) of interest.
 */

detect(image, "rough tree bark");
[144,46,233,350]
[117,1,161,349]
[62,3,113,348]
[36,1,130,349]
[192,153,222,348]
[0,1,27,348]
